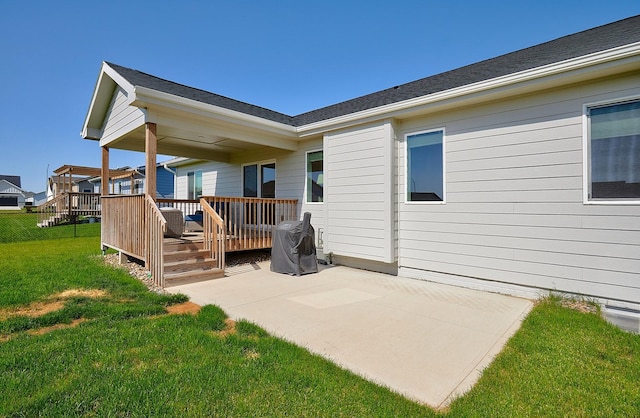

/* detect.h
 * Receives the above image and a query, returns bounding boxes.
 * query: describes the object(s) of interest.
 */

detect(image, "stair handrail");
[37,193,69,226]
[146,195,167,288]
[200,198,226,272]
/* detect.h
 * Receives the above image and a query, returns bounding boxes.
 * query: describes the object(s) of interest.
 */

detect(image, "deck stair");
[37,213,69,228]
[163,239,224,286]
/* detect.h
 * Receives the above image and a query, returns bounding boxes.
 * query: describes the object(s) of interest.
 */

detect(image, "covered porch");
[82,62,304,287]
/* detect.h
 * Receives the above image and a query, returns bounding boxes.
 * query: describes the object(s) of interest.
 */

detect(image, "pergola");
[53,165,135,195]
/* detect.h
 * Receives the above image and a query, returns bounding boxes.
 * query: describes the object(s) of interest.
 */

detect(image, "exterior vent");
[604,306,640,334]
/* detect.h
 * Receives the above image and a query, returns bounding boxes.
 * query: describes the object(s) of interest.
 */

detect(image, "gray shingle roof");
[106,63,295,125]
[0,175,21,188]
[108,14,640,128]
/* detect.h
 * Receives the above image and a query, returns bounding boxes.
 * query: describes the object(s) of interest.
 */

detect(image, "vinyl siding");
[324,122,395,263]
[101,86,145,144]
[176,161,240,199]
[397,73,640,305]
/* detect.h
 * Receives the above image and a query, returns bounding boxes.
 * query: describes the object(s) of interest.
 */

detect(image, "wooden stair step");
[163,249,210,262]
[164,268,224,287]
[164,258,219,274]
[164,240,204,252]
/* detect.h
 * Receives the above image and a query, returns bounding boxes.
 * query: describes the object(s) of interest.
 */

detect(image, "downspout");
[163,164,178,199]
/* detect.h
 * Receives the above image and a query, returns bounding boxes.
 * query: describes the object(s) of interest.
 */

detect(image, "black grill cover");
[270,212,318,276]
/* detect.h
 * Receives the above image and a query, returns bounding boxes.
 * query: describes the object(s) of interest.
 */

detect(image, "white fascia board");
[297,42,640,136]
[81,62,136,139]
[132,86,298,138]
[161,157,193,167]
[103,62,136,94]
[161,157,205,167]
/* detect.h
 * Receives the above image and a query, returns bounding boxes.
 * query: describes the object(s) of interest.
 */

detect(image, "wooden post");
[101,146,109,196]
[145,122,157,200]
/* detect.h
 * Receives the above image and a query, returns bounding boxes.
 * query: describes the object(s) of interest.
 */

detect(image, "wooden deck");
[38,194,298,287]
[101,195,298,288]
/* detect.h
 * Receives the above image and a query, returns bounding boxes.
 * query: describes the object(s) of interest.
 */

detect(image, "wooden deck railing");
[202,196,298,252]
[101,195,166,287]
[201,198,225,270]
[146,195,167,288]
[37,192,101,226]
[157,198,201,216]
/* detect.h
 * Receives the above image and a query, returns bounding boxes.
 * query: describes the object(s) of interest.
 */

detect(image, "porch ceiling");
[107,104,302,162]
[110,123,298,162]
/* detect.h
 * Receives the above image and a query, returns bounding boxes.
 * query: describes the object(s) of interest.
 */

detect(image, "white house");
[82,16,640,319]
[0,176,27,210]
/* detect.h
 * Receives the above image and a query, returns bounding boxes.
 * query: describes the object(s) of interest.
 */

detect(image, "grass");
[1,237,639,416]
[0,212,100,243]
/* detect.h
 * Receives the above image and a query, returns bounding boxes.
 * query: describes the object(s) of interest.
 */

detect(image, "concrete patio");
[168,262,533,408]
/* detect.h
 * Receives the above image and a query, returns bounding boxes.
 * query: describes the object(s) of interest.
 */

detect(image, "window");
[133,179,143,194]
[243,165,258,197]
[586,99,640,201]
[261,163,276,199]
[243,162,276,198]
[306,150,323,203]
[242,162,276,225]
[406,129,444,202]
[187,170,202,200]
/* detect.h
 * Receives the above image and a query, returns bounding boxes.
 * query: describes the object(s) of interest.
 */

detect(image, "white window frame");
[582,95,640,205]
[241,160,276,198]
[305,149,324,204]
[404,128,446,204]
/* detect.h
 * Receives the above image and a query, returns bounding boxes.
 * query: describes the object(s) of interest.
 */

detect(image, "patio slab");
[168,262,533,408]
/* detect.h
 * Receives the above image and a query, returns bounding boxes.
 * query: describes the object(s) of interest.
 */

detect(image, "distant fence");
[0,211,101,243]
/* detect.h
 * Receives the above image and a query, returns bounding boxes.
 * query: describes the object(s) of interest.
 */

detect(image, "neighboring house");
[0,175,26,210]
[142,163,175,199]
[28,191,48,207]
[89,162,175,198]
[48,175,88,197]
[82,16,640,316]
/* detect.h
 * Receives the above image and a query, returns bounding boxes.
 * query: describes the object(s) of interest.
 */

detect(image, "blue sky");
[1,1,638,192]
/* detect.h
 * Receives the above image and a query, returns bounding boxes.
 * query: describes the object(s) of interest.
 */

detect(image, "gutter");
[162,164,178,199]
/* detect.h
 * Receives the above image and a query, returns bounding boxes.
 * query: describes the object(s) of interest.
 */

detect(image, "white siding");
[324,121,395,263]
[101,86,145,144]
[397,73,640,305]
[176,161,241,199]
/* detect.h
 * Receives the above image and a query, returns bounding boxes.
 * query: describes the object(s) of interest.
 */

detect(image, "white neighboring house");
[0,176,26,210]
[83,16,640,325]
[27,191,48,207]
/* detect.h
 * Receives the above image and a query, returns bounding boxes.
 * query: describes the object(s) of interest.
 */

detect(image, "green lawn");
[1,237,639,417]
[0,212,100,243]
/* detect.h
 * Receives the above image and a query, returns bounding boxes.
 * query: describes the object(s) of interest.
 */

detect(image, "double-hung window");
[586,99,640,202]
[306,150,323,203]
[406,129,445,202]
[187,170,202,200]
